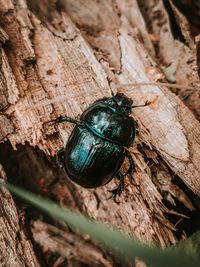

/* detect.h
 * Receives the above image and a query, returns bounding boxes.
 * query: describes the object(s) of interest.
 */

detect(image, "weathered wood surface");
[32,220,112,267]
[0,0,199,266]
[0,166,40,267]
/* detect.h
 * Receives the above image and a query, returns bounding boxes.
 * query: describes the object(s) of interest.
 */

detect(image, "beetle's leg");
[108,151,136,199]
[125,149,139,187]
[44,148,65,189]
[57,148,65,168]
[49,115,83,126]
[108,172,125,200]
[124,149,135,176]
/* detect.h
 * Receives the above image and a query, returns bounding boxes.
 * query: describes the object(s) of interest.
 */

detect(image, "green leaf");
[0,181,199,267]
[176,231,200,258]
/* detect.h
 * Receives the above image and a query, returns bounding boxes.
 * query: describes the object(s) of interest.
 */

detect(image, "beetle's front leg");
[49,115,83,126]
[108,172,125,200]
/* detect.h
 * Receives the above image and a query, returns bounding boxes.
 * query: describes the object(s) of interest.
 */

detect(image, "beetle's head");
[105,93,133,115]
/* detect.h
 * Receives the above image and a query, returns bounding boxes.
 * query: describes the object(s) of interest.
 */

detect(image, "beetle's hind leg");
[125,149,139,187]
[108,172,125,200]
[108,151,137,200]
[57,148,65,168]
[125,149,135,176]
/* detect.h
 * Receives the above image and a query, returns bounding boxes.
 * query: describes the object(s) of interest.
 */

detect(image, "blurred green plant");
[0,180,199,267]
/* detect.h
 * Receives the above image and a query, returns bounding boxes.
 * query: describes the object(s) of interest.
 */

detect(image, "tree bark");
[0,0,199,266]
[0,166,40,267]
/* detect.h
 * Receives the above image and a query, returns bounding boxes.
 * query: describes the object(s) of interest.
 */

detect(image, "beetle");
[49,93,150,198]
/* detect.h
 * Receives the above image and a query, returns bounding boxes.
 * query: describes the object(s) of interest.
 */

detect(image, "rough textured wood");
[138,0,200,118]
[0,166,40,267]
[32,220,112,267]
[0,0,199,266]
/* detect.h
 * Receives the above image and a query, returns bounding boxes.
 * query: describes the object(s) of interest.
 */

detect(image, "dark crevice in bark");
[172,175,200,210]
[136,0,153,33]
[136,1,164,60]
[0,143,57,220]
[28,0,55,24]
[163,0,186,42]
[162,173,200,238]
[164,203,200,238]
[171,0,200,35]
[137,142,200,239]
[0,142,54,266]
[0,142,53,191]
[0,142,79,211]
[55,0,66,13]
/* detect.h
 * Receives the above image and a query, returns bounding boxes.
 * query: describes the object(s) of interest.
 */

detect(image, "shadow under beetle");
[49,93,150,198]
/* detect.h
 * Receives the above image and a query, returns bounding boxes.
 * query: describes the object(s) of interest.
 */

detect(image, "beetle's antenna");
[11,81,199,122]
[111,88,115,96]
[106,77,115,96]
[124,100,151,109]
[132,100,151,108]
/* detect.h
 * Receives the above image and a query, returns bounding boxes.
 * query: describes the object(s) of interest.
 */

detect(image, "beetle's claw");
[107,183,124,201]
[46,115,67,125]
[49,116,62,124]
[43,118,58,126]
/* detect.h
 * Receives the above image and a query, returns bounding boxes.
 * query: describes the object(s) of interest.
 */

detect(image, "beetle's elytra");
[50,93,150,198]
